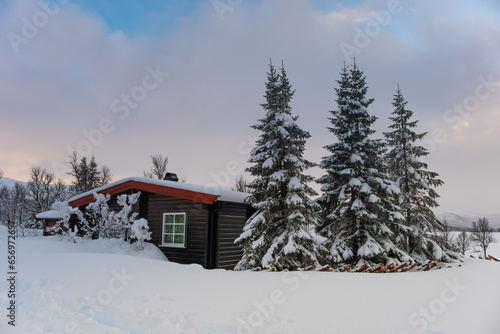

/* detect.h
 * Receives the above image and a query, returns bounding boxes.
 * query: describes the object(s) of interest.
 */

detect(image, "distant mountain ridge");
[0,176,26,188]
[437,212,500,231]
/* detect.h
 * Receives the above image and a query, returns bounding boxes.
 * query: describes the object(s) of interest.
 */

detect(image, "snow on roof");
[35,210,64,219]
[68,177,250,204]
[36,207,80,219]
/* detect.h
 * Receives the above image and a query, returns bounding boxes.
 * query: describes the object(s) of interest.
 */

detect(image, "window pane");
[175,214,185,224]
[163,213,186,246]
[174,235,184,244]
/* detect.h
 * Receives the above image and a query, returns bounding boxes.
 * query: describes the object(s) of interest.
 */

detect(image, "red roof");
[68,179,220,207]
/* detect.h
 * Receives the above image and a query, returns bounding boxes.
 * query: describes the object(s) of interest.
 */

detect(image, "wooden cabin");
[36,209,80,236]
[36,210,66,236]
[66,176,253,270]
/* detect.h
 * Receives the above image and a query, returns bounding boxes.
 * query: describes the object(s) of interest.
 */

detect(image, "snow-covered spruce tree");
[68,152,112,195]
[235,61,322,271]
[383,86,447,262]
[317,62,410,267]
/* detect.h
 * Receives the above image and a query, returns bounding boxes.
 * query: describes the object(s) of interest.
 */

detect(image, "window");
[161,213,186,247]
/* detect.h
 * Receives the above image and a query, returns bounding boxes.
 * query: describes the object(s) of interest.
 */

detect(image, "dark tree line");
[0,153,112,234]
[447,218,497,259]
[0,152,185,234]
[0,167,69,235]
[68,152,112,194]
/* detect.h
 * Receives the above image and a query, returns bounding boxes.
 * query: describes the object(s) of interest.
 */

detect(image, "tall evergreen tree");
[88,156,101,189]
[317,62,410,266]
[68,152,112,194]
[235,61,322,271]
[384,86,446,261]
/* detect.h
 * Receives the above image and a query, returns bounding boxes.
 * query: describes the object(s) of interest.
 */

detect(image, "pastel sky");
[1,0,499,214]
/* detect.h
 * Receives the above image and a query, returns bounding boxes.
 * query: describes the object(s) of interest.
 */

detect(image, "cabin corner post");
[207,201,224,269]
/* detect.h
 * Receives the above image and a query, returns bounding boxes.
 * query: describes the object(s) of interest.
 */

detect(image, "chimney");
[164,172,179,182]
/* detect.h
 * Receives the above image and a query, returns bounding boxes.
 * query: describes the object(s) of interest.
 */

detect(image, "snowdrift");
[1,227,499,334]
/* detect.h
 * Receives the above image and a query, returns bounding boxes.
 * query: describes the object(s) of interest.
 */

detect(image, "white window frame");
[161,212,187,248]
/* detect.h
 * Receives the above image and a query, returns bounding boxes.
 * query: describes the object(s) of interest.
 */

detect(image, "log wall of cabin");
[141,192,209,267]
[74,188,251,269]
[215,202,251,270]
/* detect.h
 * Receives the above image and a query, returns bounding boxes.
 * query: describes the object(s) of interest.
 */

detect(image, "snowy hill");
[0,176,24,188]
[437,212,500,231]
[1,227,499,334]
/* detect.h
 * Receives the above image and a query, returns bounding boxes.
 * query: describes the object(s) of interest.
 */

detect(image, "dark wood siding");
[42,219,66,236]
[142,192,209,267]
[71,187,253,269]
[215,202,251,270]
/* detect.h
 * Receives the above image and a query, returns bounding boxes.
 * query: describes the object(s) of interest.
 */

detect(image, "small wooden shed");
[36,210,65,236]
[67,177,253,270]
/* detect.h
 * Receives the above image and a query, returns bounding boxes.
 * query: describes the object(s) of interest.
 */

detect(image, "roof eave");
[68,179,219,207]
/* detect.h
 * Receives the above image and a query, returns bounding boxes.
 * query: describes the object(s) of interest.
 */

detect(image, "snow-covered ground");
[1,227,499,334]
[487,239,500,259]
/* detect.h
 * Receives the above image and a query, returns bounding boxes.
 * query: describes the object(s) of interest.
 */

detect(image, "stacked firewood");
[252,260,447,273]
